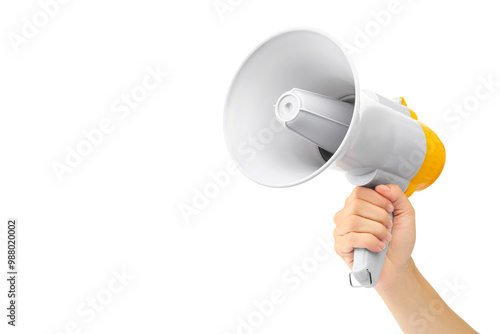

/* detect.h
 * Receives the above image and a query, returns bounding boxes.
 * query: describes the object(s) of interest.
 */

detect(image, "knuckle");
[350,200,361,214]
[344,232,354,243]
[333,211,341,224]
[368,234,380,247]
[334,241,341,255]
[384,198,392,209]
[352,187,363,198]
[360,234,376,249]
[347,215,359,231]
[382,212,392,224]
[377,225,388,238]
[379,208,390,222]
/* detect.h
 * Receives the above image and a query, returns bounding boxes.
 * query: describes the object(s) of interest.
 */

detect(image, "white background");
[1,0,499,333]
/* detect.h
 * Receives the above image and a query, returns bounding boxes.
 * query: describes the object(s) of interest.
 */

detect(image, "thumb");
[374,184,414,216]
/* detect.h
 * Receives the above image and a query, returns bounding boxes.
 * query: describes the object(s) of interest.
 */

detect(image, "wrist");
[375,257,419,297]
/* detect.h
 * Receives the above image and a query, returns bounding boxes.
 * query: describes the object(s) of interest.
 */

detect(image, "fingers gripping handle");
[350,213,393,288]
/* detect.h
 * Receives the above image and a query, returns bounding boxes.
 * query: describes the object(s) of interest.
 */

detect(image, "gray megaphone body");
[223,29,445,287]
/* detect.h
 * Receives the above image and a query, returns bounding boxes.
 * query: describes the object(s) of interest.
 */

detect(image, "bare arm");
[376,258,476,333]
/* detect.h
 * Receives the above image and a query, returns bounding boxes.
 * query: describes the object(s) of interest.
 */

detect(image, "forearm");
[375,258,477,334]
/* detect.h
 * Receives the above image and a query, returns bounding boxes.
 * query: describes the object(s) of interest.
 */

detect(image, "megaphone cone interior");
[224,29,358,188]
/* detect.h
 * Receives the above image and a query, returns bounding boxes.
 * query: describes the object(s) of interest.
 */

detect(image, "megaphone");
[223,28,445,287]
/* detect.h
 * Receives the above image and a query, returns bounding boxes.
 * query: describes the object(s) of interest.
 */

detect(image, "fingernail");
[379,185,390,191]
[386,203,394,213]
[378,241,386,250]
[387,219,393,229]
[384,231,392,242]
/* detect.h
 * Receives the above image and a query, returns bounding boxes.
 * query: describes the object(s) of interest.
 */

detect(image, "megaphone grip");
[350,213,393,288]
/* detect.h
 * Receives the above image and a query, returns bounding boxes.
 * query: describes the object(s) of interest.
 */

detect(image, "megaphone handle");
[349,212,393,288]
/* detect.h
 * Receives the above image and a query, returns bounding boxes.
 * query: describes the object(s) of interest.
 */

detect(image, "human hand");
[333,184,416,290]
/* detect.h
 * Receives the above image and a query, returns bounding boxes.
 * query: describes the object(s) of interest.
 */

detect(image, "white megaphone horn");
[223,28,445,287]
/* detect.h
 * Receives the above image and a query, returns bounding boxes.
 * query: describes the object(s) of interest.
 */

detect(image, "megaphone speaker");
[224,28,445,287]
